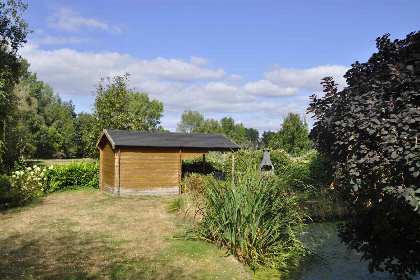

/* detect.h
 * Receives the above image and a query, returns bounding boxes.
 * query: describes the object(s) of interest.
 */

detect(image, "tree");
[196,118,223,134]
[309,31,420,279]
[76,112,98,158]
[220,117,247,145]
[261,131,276,148]
[176,110,204,133]
[128,92,164,131]
[245,128,260,148]
[0,0,30,169]
[273,113,311,155]
[93,73,164,133]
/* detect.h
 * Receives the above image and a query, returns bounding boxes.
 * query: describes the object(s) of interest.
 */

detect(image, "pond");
[290,222,398,280]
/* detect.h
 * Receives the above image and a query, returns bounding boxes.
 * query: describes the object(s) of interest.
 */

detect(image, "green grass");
[0,189,251,280]
[27,158,96,166]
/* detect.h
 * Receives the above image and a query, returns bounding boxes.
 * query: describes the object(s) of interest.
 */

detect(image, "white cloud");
[228,74,243,81]
[19,46,227,97]
[265,65,348,91]
[20,43,323,133]
[47,7,122,34]
[190,56,210,66]
[32,36,94,45]
[243,80,299,97]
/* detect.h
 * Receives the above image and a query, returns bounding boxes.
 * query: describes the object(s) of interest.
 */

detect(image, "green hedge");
[0,161,99,210]
[46,161,99,193]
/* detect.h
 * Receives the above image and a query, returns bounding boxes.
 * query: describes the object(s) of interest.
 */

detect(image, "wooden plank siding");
[119,147,181,195]
[101,141,116,194]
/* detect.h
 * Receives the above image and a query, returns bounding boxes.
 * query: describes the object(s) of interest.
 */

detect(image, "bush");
[193,166,313,272]
[1,165,47,209]
[181,173,218,196]
[0,161,99,210]
[46,161,99,192]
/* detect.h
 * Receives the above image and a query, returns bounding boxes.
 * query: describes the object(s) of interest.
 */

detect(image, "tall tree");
[309,31,420,278]
[0,0,30,168]
[76,112,98,158]
[245,127,260,148]
[93,73,164,136]
[196,118,223,134]
[274,113,311,155]
[176,110,204,133]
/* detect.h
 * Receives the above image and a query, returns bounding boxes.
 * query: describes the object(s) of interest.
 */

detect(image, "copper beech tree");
[309,32,420,279]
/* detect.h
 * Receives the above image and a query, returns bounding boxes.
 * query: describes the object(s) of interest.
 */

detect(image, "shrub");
[182,173,218,196]
[1,165,47,209]
[194,166,312,272]
[0,161,99,210]
[309,31,420,278]
[46,161,99,192]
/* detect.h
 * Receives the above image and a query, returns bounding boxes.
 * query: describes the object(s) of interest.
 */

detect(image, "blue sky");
[21,0,420,132]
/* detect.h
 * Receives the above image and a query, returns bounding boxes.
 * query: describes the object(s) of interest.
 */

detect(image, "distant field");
[27,158,96,166]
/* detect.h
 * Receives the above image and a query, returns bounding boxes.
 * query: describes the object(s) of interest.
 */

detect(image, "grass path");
[0,189,251,280]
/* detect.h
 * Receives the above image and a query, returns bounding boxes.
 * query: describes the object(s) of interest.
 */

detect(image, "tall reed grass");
[193,166,313,272]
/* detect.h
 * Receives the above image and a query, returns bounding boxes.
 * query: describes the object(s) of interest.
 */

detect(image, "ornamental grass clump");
[194,166,312,272]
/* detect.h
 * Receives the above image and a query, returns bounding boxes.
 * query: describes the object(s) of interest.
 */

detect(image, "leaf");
[413,172,419,178]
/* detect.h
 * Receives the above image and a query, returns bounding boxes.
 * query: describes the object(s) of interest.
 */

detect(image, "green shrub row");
[0,161,99,210]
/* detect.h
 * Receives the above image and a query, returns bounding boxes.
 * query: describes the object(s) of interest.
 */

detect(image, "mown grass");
[0,189,251,280]
[27,158,96,166]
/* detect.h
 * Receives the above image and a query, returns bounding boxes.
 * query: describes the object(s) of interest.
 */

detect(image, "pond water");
[290,222,400,280]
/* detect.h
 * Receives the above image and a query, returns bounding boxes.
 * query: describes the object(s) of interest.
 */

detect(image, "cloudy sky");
[21,0,420,132]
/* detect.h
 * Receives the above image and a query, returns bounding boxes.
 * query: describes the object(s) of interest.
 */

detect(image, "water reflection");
[290,222,397,280]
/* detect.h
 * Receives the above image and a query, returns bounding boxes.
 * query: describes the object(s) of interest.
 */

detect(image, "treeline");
[0,0,311,172]
[176,109,311,154]
[3,68,166,166]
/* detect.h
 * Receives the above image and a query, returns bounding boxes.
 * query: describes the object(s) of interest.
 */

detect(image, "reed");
[194,166,312,272]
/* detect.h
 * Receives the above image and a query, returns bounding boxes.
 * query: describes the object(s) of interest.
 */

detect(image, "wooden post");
[231,152,235,183]
[202,154,206,174]
[114,148,120,196]
[99,148,103,189]
[179,149,182,194]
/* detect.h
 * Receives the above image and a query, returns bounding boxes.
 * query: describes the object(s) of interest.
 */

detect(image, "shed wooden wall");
[119,147,181,195]
[100,141,116,194]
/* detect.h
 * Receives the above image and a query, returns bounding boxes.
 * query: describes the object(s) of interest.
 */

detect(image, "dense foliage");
[193,167,312,272]
[94,73,164,133]
[176,110,260,147]
[0,161,99,209]
[269,113,311,155]
[0,0,30,170]
[183,149,340,220]
[309,31,420,278]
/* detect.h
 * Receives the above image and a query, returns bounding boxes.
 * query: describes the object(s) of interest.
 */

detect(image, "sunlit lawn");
[27,158,96,166]
[0,189,251,280]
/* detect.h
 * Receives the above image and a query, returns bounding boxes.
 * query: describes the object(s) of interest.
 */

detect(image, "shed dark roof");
[97,129,241,151]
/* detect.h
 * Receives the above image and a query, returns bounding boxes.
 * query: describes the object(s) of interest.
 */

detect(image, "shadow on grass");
[0,230,192,280]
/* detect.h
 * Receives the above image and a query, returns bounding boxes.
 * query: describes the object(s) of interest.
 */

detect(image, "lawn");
[27,158,96,166]
[0,189,251,280]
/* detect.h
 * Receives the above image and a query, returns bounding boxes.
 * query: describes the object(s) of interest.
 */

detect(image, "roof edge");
[96,129,116,149]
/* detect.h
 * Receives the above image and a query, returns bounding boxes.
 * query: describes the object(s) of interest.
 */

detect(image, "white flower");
[43,168,46,172]
[20,171,24,176]
[12,174,16,178]
[40,172,44,177]
[49,165,54,170]
[15,171,20,175]
[33,165,38,169]
[30,171,34,176]
[27,167,32,171]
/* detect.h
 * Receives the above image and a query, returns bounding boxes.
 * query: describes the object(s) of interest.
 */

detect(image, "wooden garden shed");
[97,129,241,196]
